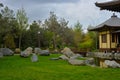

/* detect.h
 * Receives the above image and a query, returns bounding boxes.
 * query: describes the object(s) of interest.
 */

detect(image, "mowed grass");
[0,54,120,80]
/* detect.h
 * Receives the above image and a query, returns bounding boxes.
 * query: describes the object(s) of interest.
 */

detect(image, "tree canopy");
[0,2,97,51]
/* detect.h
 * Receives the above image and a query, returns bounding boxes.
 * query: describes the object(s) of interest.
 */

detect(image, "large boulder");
[0,52,3,58]
[20,51,29,58]
[68,59,85,66]
[31,54,38,62]
[39,50,50,56]
[61,47,82,60]
[25,47,33,55]
[104,60,120,68]
[20,47,33,57]
[0,48,14,56]
[61,47,74,58]
[34,48,41,54]
[59,55,69,60]
[34,48,50,56]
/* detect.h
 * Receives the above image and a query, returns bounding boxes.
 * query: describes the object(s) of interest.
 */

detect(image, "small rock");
[0,52,3,58]
[68,59,85,66]
[31,54,38,62]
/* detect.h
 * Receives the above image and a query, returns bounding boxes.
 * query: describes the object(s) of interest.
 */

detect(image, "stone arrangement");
[87,52,120,60]
[20,47,50,57]
[1,46,119,68]
[87,52,120,68]
[60,47,95,66]
[0,48,14,56]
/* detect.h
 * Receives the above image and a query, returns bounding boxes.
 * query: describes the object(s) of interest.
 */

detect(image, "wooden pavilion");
[90,14,120,52]
[90,0,120,68]
[89,0,120,52]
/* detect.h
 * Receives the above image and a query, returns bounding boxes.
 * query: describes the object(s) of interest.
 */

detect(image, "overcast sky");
[1,0,120,30]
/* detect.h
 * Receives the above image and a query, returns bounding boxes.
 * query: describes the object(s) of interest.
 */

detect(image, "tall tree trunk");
[53,34,56,49]
[38,34,40,48]
[19,34,22,49]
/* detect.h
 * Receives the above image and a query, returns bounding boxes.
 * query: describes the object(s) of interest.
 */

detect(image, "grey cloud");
[1,0,80,10]
[31,0,80,3]
[3,0,80,4]
[1,0,119,29]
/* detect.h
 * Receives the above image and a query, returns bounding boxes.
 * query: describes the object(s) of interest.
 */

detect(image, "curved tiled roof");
[95,0,120,12]
[89,14,120,31]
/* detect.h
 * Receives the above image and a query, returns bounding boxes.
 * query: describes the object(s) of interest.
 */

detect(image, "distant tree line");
[0,2,98,51]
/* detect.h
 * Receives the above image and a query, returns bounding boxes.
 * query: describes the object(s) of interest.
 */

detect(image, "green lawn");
[0,54,120,80]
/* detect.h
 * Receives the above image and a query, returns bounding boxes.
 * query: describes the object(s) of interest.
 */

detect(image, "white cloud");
[46,0,115,28]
